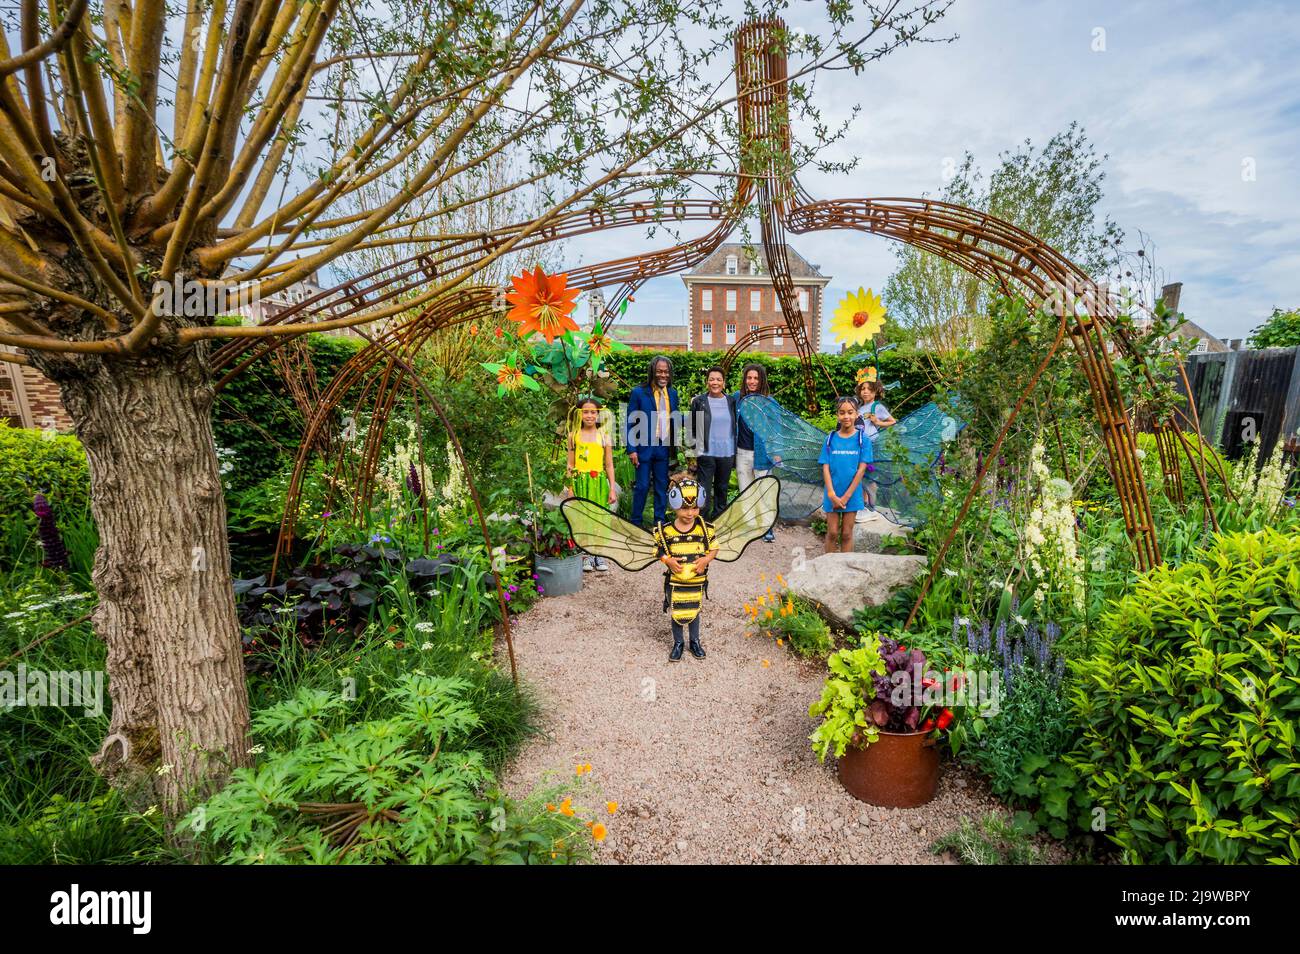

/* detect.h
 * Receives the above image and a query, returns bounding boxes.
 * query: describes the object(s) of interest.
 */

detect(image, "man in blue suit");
[624,355,681,528]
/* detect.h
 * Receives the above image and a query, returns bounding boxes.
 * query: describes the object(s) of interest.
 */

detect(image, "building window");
[749,323,759,336]
[701,321,713,345]
[1192,337,1208,353]
[726,255,738,275]
[701,289,712,311]
[726,322,736,344]
[798,288,809,312]
[749,259,759,276]
[726,289,737,311]
[750,290,761,311]
[774,326,783,347]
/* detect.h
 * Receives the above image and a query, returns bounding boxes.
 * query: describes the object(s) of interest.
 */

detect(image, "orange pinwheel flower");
[591,822,608,842]
[505,266,581,343]
[497,364,525,391]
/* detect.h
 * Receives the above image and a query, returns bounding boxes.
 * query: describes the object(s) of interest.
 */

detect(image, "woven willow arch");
[217,16,1206,637]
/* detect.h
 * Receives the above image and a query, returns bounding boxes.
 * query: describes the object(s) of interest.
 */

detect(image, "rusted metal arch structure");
[225,16,1220,641]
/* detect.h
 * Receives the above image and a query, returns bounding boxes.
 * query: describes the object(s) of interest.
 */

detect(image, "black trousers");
[671,616,702,645]
[695,454,734,519]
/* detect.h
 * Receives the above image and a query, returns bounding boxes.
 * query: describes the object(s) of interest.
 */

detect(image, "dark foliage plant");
[234,543,489,659]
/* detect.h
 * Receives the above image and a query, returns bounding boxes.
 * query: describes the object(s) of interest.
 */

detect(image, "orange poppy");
[506,266,581,343]
[560,798,574,816]
[606,801,618,814]
[591,822,608,842]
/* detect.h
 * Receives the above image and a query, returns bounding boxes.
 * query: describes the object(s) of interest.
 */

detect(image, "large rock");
[852,511,911,553]
[789,552,927,629]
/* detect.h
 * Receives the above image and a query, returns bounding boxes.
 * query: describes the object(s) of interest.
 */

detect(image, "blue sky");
[561,0,1300,347]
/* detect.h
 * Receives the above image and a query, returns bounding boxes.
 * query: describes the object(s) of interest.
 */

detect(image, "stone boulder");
[788,552,927,629]
[852,511,911,553]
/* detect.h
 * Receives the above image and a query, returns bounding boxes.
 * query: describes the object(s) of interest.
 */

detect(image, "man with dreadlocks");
[653,475,719,661]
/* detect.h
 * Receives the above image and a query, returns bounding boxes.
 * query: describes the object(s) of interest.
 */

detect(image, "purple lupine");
[979,620,991,655]
[407,462,424,504]
[32,494,69,571]
[995,619,1008,663]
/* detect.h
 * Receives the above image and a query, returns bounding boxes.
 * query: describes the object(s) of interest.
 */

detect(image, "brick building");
[0,346,72,430]
[681,243,830,354]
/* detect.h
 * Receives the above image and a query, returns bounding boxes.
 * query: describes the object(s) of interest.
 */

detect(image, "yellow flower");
[591,822,608,842]
[760,573,767,582]
[575,764,584,776]
[606,801,618,814]
[776,638,784,647]
[584,762,593,774]
[761,659,771,668]
[776,574,786,586]
[757,595,766,606]
[830,286,887,347]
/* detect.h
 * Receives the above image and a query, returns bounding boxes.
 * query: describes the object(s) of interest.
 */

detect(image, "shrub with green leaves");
[0,423,91,570]
[184,674,591,864]
[1070,527,1300,863]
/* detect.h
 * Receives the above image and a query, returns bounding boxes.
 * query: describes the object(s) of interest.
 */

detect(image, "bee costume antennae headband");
[667,477,706,511]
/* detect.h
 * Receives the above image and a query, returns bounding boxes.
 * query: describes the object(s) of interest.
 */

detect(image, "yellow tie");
[656,388,668,442]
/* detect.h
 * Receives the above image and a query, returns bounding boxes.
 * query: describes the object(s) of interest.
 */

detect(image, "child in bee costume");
[561,475,780,661]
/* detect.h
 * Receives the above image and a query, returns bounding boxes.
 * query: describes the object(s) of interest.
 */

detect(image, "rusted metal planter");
[837,730,940,808]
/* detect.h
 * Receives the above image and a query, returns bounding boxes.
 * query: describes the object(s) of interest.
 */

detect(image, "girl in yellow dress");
[565,397,618,571]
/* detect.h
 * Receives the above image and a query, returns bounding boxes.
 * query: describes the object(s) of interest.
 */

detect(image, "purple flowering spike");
[32,494,69,571]
[407,462,425,504]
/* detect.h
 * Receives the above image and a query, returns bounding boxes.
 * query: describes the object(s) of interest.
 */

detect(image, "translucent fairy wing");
[709,476,780,562]
[869,402,967,525]
[738,396,828,519]
[560,498,660,570]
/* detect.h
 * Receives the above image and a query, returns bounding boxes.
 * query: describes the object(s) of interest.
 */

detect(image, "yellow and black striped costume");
[653,517,717,625]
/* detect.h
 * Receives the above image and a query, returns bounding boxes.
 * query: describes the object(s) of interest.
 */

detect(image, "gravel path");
[498,524,1005,864]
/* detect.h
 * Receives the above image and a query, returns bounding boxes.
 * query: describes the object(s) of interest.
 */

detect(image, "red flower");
[936,708,954,730]
[899,645,908,653]
[920,718,935,732]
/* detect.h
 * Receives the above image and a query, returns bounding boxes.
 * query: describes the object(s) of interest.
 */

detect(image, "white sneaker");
[582,556,594,572]
[594,556,610,572]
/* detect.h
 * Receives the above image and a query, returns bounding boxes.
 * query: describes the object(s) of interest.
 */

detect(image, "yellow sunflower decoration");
[831,287,887,347]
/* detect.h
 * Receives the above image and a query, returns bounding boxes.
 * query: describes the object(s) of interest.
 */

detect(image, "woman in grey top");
[688,367,737,519]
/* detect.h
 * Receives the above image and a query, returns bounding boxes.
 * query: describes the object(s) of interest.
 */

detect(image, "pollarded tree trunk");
[44,339,252,816]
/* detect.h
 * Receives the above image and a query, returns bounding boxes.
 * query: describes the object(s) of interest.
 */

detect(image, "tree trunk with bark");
[38,340,252,816]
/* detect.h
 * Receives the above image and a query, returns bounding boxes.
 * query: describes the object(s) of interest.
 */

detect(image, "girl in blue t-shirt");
[818,396,875,552]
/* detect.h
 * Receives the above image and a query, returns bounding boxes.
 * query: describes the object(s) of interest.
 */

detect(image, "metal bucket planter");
[837,729,940,808]
[534,552,584,597]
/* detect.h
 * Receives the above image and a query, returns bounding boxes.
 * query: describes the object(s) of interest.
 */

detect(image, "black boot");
[688,636,706,659]
[669,634,684,661]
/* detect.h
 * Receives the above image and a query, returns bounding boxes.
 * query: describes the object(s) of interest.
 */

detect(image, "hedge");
[601,349,937,422]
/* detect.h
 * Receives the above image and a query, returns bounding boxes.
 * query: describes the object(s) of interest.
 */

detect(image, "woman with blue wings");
[736,392,965,527]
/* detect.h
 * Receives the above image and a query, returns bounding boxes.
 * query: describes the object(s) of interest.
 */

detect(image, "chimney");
[1229,339,1242,351]
[1159,282,1183,313]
